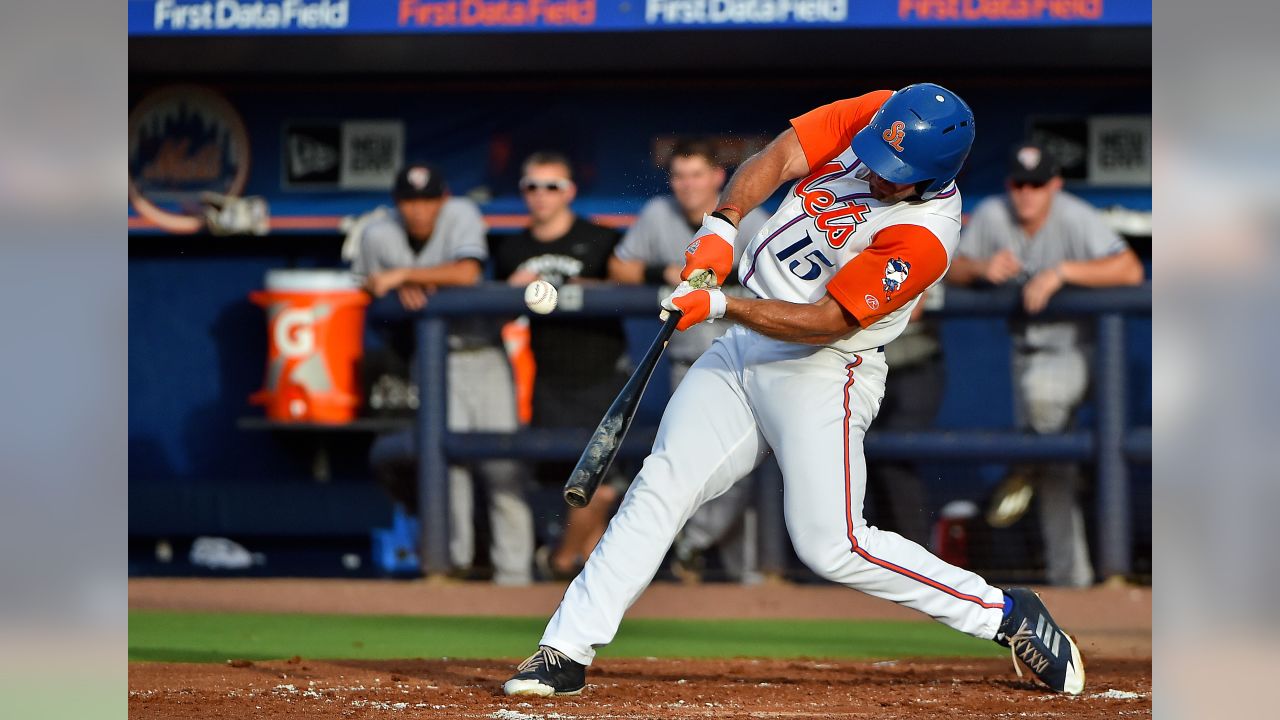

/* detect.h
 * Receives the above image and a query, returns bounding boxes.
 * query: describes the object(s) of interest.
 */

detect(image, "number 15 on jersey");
[775,233,834,281]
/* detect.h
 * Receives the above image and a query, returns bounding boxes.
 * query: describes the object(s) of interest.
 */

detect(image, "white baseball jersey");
[739,93,962,353]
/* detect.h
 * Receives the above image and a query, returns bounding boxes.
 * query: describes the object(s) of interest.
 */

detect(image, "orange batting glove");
[661,282,726,331]
[681,213,737,284]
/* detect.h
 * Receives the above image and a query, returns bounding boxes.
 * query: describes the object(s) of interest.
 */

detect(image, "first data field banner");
[130,0,1152,35]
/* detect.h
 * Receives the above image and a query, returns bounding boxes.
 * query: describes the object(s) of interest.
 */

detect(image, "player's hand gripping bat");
[562,269,716,508]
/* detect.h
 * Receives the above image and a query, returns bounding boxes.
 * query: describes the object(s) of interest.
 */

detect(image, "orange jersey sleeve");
[789,90,894,172]
[826,224,949,327]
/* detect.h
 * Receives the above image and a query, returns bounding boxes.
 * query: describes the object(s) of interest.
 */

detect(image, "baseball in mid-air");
[524,279,558,314]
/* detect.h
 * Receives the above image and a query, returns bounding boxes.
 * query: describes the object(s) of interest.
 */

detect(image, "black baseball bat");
[562,311,682,508]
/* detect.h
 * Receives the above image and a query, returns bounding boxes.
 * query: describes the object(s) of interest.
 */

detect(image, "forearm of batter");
[718,129,811,226]
[723,293,859,345]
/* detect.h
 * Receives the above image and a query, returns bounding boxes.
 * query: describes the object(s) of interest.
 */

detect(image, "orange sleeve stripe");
[827,224,949,327]
[790,90,894,173]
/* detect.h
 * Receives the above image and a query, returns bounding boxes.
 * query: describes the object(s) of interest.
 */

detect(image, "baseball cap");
[1006,142,1060,185]
[393,163,446,200]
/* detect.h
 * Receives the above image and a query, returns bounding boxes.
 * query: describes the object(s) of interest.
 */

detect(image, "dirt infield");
[129,579,1151,718]
[129,656,1151,719]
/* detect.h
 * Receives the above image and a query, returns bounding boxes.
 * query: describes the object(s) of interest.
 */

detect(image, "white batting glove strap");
[707,286,727,319]
[709,288,727,320]
[694,213,738,247]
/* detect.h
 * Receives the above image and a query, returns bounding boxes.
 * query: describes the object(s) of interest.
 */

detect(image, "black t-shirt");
[493,217,626,383]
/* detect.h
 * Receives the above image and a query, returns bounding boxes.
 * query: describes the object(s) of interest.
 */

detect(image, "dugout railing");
[366,283,1152,580]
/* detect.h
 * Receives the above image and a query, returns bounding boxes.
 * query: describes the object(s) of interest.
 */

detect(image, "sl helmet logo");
[883,257,911,298]
[882,121,907,152]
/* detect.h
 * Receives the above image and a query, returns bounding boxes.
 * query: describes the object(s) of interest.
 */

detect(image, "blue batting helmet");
[850,83,975,197]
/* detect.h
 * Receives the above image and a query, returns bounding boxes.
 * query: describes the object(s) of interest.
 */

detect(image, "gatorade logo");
[275,308,316,358]
[883,121,906,152]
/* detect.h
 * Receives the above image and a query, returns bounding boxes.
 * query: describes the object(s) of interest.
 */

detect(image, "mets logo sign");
[796,162,872,249]
[882,121,906,152]
[883,257,911,298]
[128,85,250,233]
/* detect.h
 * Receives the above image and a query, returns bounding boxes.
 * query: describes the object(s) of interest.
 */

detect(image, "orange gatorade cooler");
[249,270,369,423]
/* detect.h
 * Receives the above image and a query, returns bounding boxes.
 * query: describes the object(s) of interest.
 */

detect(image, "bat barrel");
[559,311,682,508]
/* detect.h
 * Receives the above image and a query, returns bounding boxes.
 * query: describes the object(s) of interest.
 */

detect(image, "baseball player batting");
[504,84,1085,697]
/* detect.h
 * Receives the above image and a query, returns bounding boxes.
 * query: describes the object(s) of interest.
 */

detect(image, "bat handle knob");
[687,269,717,289]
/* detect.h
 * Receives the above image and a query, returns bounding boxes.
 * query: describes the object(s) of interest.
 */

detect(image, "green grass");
[129,611,1004,663]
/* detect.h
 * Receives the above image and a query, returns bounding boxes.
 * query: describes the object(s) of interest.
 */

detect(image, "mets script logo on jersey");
[882,121,907,152]
[796,162,872,249]
[883,257,911,298]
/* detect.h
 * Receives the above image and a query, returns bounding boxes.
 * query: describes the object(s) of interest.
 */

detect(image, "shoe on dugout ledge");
[995,588,1086,695]
[503,646,586,697]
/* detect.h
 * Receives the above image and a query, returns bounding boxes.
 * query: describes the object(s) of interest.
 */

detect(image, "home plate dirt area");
[129,656,1151,719]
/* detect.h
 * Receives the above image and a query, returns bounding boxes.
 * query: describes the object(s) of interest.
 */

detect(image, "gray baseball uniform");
[616,196,771,581]
[353,197,488,272]
[354,198,534,584]
[957,190,1128,587]
[959,191,1127,353]
[354,198,496,350]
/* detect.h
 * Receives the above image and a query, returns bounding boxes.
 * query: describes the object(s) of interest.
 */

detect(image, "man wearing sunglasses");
[507,85,1087,699]
[948,142,1145,588]
[493,151,630,580]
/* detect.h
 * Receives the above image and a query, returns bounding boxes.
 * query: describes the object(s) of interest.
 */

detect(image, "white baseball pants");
[541,326,1004,664]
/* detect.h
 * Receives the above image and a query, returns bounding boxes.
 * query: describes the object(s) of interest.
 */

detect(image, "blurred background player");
[493,151,630,580]
[948,142,1145,587]
[357,163,534,585]
[609,138,769,328]
[607,138,770,379]
[608,139,770,582]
